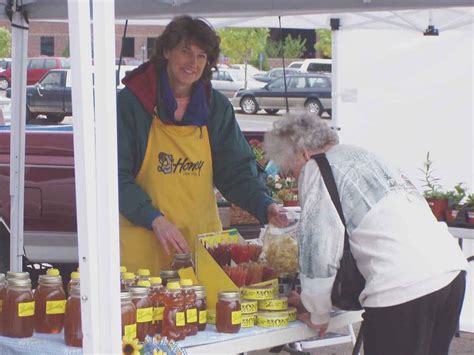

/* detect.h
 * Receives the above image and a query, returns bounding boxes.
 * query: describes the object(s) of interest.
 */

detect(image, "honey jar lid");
[6,271,30,280]
[137,280,151,288]
[166,281,181,290]
[46,268,60,276]
[38,275,63,285]
[160,269,179,278]
[120,266,127,273]
[195,289,206,299]
[70,271,80,280]
[150,277,162,285]
[129,286,149,296]
[0,273,5,283]
[218,291,240,301]
[174,253,192,260]
[137,268,150,276]
[7,278,32,287]
[122,272,135,280]
[193,285,205,292]
[120,291,132,301]
[180,278,193,286]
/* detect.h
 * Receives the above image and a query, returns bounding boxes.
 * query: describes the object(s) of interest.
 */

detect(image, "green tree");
[315,29,332,58]
[265,34,306,59]
[217,28,269,64]
[0,27,11,58]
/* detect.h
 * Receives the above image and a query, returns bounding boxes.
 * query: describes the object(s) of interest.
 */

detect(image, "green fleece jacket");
[117,62,273,230]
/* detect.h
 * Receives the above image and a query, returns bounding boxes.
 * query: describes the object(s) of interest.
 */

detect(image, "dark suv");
[0,57,70,90]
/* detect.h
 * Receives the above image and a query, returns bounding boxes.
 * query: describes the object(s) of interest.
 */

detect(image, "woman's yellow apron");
[119,115,222,275]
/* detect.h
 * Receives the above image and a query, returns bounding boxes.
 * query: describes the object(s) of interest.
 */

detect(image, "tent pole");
[91,0,122,351]
[330,18,340,130]
[67,0,102,352]
[9,7,29,272]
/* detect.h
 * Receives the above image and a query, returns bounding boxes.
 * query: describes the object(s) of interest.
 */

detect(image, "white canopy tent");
[3,0,473,352]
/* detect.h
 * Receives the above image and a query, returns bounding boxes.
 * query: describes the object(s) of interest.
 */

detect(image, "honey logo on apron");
[157,151,205,176]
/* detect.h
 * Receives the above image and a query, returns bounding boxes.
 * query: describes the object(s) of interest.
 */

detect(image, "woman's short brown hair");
[151,15,220,83]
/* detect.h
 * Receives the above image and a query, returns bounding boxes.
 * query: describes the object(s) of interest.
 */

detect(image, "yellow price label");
[198,310,207,324]
[176,311,185,326]
[124,323,137,338]
[153,306,164,321]
[136,307,153,323]
[18,301,35,317]
[46,300,66,315]
[231,310,242,325]
[186,308,197,323]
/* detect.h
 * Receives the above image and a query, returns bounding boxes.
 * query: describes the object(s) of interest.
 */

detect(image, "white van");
[299,58,332,73]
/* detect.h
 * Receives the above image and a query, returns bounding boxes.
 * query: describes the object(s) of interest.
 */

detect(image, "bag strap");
[312,153,350,251]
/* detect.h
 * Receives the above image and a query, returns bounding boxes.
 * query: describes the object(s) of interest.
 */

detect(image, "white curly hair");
[264,112,339,170]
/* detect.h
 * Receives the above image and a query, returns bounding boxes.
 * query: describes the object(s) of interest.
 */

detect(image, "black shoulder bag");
[312,153,365,311]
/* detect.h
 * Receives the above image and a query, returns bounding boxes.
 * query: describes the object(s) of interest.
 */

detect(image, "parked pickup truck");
[0,125,265,275]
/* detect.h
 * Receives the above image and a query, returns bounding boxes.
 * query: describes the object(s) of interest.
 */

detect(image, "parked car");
[231,73,332,116]
[6,66,136,123]
[287,61,304,70]
[298,58,332,73]
[211,68,265,98]
[0,58,11,72]
[253,67,299,83]
[0,57,70,90]
[229,63,264,78]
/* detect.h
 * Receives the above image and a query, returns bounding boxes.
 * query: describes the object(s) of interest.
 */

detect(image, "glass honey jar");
[0,273,6,336]
[34,274,66,333]
[121,292,137,339]
[4,278,35,338]
[161,281,185,341]
[194,285,207,331]
[129,286,154,341]
[68,271,80,295]
[64,285,82,347]
[171,253,195,271]
[150,277,165,335]
[159,270,179,287]
[216,291,241,333]
[136,269,151,283]
[180,279,198,336]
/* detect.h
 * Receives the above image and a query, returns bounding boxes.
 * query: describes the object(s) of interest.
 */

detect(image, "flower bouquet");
[266,175,298,206]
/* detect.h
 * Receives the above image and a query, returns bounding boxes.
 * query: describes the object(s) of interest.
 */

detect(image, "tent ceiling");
[1,0,473,20]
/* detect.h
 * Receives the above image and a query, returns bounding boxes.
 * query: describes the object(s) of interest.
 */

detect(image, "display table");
[0,310,362,355]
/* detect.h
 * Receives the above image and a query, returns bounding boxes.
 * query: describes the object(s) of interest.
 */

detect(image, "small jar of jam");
[121,292,137,338]
[129,286,154,341]
[150,277,165,334]
[34,274,66,333]
[64,285,82,347]
[180,279,198,336]
[159,270,179,287]
[194,285,207,331]
[4,278,35,338]
[68,271,80,295]
[171,253,195,271]
[0,273,6,335]
[136,269,151,283]
[216,291,241,333]
[121,272,136,291]
[161,281,185,341]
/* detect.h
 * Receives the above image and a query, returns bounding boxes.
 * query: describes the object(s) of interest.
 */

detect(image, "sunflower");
[122,335,142,355]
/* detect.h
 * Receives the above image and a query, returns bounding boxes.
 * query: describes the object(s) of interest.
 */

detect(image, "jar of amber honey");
[171,253,195,271]
[130,286,154,341]
[159,270,179,287]
[216,291,241,333]
[194,285,207,331]
[68,271,80,295]
[180,279,198,336]
[0,273,6,336]
[121,292,137,338]
[121,272,136,291]
[136,269,151,283]
[34,275,66,333]
[161,281,185,341]
[150,277,165,335]
[64,285,82,347]
[4,278,35,338]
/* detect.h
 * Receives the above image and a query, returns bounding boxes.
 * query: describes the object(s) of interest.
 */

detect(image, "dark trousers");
[362,271,466,355]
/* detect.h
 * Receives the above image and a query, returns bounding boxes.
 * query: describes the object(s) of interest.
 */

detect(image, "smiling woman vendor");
[117,15,287,274]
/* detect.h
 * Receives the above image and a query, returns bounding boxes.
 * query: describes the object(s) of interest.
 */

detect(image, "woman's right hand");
[151,216,189,255]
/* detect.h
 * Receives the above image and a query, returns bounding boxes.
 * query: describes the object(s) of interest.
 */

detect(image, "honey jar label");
[46,300,66,314]
[241,313,256,328]
[176,311,185,326]
[258,297,288,311]
[242,287,274,300]
[199,310,207,324]
[124,323,137,338]
[287,307,297,321]
[186,308,198,323]
[256,314,289,328]
[18,301,35,317]
[241,301,258,314]
[231,310,242,325]
[136,307,153,323]
[153,306,164,321]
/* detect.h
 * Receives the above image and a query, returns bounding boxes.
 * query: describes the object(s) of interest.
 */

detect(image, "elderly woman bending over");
[265,113,467,355]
